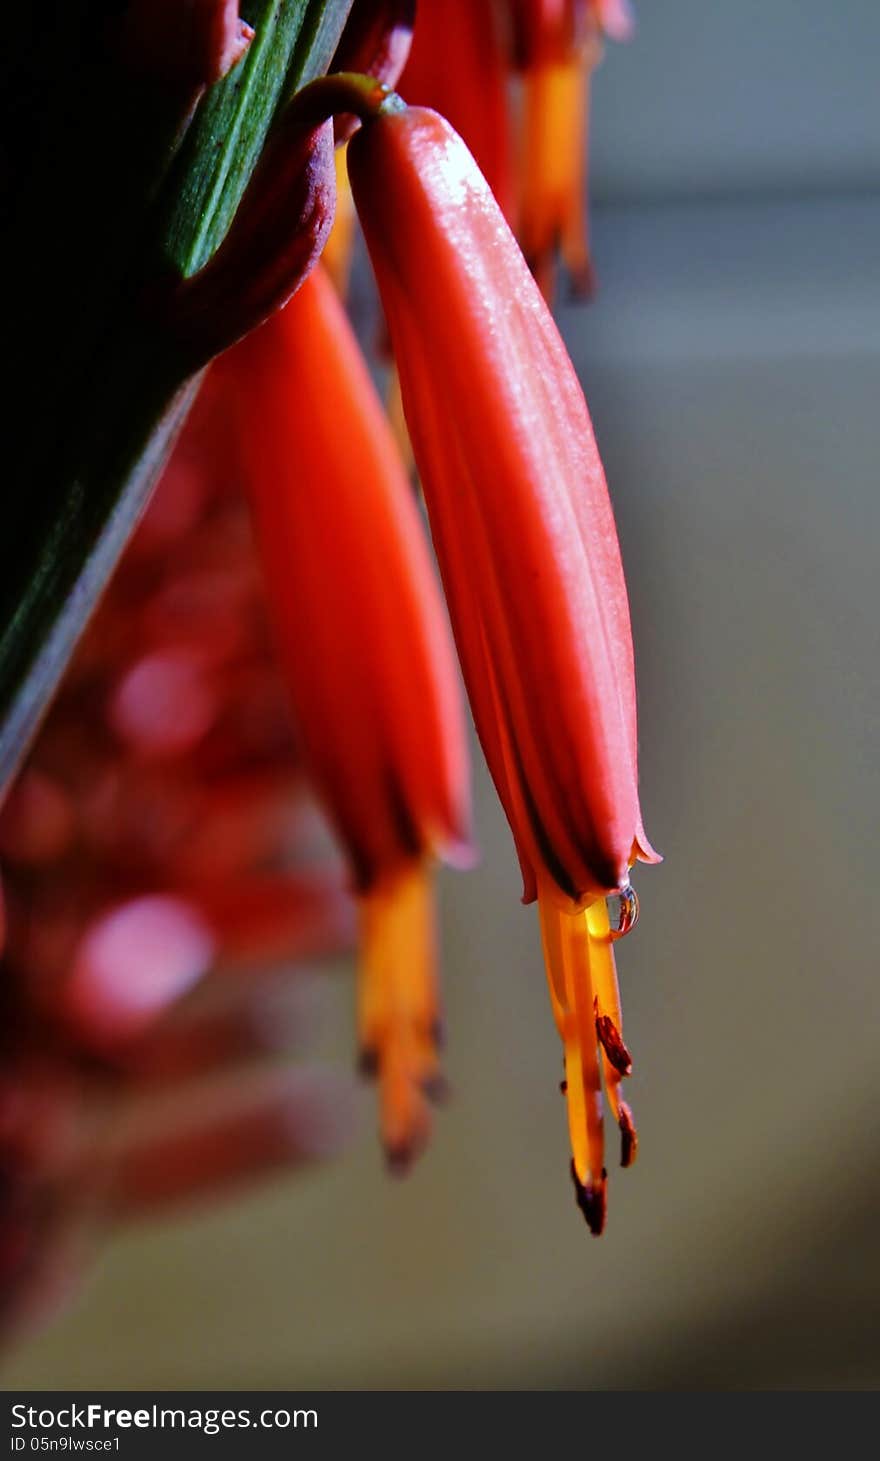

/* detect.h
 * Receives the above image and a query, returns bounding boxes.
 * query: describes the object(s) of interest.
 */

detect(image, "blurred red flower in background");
[0,378,359,1336]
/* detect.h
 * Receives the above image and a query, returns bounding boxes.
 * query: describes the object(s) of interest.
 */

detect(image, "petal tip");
[632,824,662,867]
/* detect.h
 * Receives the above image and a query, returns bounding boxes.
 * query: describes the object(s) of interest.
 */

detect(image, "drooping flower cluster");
[0,0,654,1330]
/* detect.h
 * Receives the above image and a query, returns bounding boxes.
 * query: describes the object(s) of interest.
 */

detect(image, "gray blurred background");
[5,0,879,1390]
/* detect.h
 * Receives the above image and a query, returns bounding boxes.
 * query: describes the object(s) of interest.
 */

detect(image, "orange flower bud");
[348,103,658,1225]
[519,41,598,300]
[511,0,635,298]
[221,265,473,1167]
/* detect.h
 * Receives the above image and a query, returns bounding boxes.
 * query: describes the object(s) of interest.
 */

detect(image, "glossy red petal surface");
[350,107,648,902]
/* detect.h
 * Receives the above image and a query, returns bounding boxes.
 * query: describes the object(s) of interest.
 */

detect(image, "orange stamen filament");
[358,863,442,1171]
[586,896,632,1147]
[538,883,639,1228]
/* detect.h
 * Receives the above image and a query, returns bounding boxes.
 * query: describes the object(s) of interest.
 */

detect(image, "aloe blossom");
[218,265,472,1169]
[518,5,601,300]
[348,99,657,1229]
[513,0,634,299]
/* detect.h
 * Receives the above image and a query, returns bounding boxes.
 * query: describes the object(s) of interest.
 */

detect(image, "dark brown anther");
[618,1101,638,1168]
[421,1072,450,1106]
[430,1015,447,1051]
[385,1140,417,1178]
[559,1078,567,1094]
[357,1046,379,1079]
[330,0,416,143]
[570,1161,607,1236]
[567,257,598,303]
[595,1014,633,1076]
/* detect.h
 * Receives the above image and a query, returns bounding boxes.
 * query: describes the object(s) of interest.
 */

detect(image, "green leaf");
[163,0,354,277]
[0,0,354,794]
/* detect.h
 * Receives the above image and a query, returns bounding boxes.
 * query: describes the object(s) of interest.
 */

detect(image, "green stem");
[284,71,406,131]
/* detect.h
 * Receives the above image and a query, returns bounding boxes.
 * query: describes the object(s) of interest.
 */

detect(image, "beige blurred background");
[4,2,879,1390]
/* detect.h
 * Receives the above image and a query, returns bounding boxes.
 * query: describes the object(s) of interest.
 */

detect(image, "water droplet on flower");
[607,884,639,940]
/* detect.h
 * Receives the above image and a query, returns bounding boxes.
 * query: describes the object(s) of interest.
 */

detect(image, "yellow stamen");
[537,893,568,1039]
[358,863,442,1170]
[538,879,638,1228]
[587,896,633,1151]
[538,892,603,1182]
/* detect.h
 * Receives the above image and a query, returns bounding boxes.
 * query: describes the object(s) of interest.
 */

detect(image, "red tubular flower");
[218,265,472,1168]
[519,23,599,300]
[348,102,657,1228]
[512,0,634,300]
